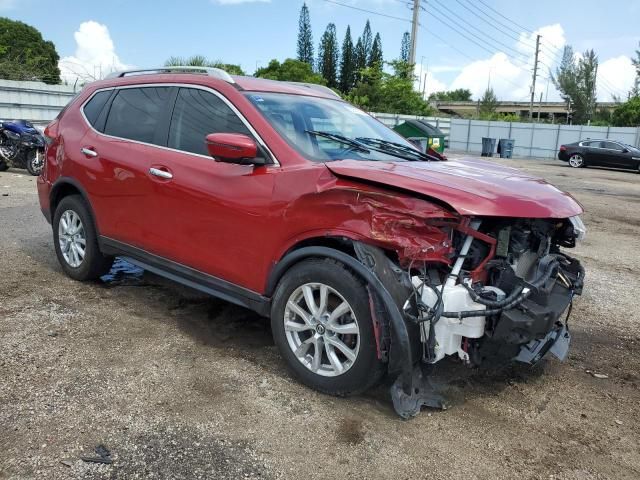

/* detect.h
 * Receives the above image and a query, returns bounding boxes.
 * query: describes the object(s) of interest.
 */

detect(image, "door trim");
[99,236,271,316]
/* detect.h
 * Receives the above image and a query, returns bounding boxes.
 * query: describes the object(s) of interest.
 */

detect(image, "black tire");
[568,153,585,168]
[25,149,44,176]
[271,258,386,396]
[53,195,113,281]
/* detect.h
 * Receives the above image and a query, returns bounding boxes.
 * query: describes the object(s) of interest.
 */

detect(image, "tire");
[568,153,584,168]
[271,258,386,396]
[0,160,8,172]
[53,195,113,281]
[25,149,44,176]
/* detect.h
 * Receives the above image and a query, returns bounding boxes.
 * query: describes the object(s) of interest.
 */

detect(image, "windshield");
[244,92,420,162]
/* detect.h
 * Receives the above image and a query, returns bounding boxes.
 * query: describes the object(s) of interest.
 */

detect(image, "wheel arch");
[50,178,99,234]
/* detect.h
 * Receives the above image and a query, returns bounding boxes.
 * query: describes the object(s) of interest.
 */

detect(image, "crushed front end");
[378,215,585,417]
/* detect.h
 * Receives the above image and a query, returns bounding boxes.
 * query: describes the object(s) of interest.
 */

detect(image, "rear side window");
[168,88,252,156]
[104,87,171,144]
[83,90,111,127]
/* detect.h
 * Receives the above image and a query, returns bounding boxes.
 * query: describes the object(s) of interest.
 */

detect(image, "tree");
[429,89,473,101]
[400,32,411,63]
[479,87,498,117]
[0,17,61,84]
[354,37,366,74]
[317,23,339,88]
[361,20,373,64]
[255,58,325,84]
[164,56,244,75]
[369,33,383,69]
[552,45,599,124]
[296,2,314,67]
[339,26,356,93]
[611,96,640,126]
[630,42,640,98]
[347,60,433,115]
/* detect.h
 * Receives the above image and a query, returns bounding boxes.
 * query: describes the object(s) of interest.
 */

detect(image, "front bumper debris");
[515,323,571,364]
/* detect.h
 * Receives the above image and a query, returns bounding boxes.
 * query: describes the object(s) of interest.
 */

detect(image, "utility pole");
[529,34,541,121]
[537,92,543,122]
[409,0,420,66]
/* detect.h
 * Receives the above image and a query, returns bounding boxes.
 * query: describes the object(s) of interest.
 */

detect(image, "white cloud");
[58,21,132,83]
[212,0,270,4]
[597,55,636,101]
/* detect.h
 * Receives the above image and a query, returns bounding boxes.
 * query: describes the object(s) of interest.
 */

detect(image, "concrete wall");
[448,118,640,159]
[0,79,78,127]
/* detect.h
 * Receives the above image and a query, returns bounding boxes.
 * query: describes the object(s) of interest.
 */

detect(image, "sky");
[1,0,639,102]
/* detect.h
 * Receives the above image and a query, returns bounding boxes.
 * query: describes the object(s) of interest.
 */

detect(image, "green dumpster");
[393,119,446,154]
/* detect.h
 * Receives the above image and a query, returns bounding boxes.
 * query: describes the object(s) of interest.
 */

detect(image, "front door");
[143,86,278,293]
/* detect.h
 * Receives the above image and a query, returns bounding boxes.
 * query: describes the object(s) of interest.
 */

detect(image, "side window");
[104,87,170,144]
[168,88,252,156]
[603,141,622,151]
[82,90,111,128]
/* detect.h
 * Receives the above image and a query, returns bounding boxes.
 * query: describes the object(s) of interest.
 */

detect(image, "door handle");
[149,167,173,179]
[81,147,98,157]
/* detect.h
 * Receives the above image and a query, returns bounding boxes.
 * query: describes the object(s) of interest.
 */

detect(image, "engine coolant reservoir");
[412,278,491,363]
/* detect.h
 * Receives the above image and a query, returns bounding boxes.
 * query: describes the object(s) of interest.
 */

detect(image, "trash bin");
[498,138,515,158]
[427,134,446,154]
[481,137,497,157]
[393,120,446,154]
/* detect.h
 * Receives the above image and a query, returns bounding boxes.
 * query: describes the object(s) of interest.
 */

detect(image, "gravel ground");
[1,158,639,479]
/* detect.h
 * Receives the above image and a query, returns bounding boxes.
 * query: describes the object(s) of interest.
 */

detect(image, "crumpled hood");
[326,158,583,218]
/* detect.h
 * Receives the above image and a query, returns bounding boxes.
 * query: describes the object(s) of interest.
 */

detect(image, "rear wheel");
[568,154,584,168]
[53,195,113,280]
[271,258,386,396]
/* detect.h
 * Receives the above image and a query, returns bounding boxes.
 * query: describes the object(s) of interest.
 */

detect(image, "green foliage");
[255,58,325,85]
[552,45,599,124]
[347,60,433,115]
[296,2,314,67]
[339,26,356,93]
[631,42,640,98]
[354,37,366,76]
[369,33,383,69]
[611,97,640,127]
[479,87,498,116]
[0,17,61,84]
[400,32,410,63]
[318,23,339,89]
[361,20,373,64]
[164,56,245,75]
[478,112,521,122]
[429,88,472,101]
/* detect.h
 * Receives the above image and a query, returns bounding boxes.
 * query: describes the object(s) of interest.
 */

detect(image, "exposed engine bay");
[404,217,585,368]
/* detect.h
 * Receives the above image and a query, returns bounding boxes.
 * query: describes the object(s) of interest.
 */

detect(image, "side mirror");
[622,148,629,153]
[205,133,264,165]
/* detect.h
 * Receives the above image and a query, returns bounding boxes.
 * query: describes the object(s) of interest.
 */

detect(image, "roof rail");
[285,82,341,99]
[105,66,235,83]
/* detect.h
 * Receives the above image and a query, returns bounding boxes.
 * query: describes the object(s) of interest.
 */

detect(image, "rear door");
[82,85,174,247]
[581,141,605,165]
[602,141,634,169]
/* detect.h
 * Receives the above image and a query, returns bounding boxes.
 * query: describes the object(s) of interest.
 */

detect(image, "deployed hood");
[326,158,583,218]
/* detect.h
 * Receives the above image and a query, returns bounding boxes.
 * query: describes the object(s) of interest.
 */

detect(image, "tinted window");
[168,88,252,156]
[602,141,622,150]
[83,90,111,127]
[104,87,170,144]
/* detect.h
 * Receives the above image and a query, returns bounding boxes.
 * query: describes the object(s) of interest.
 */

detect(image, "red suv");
[38,67,586,417]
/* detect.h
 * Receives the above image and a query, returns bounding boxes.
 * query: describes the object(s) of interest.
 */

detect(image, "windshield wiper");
[305,130,370,154]
[355,137,438,162]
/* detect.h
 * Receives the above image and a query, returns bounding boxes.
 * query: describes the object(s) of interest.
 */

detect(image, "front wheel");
[25,149,44,176]
[271,258,386,396]
[568,153,585,168]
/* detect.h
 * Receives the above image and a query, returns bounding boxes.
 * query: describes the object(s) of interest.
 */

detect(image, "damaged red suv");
[38,67,586,417]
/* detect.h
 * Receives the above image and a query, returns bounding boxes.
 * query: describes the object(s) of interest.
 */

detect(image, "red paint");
[38,73,584,295]
[206,133,257,161]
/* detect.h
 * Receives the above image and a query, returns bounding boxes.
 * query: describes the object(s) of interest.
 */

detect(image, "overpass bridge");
[433,100,618,122]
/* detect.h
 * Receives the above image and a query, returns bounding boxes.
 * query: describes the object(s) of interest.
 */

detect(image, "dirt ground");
[1,157,639,480]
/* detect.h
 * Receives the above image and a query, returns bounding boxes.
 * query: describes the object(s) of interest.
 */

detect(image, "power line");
[321,0,412,23]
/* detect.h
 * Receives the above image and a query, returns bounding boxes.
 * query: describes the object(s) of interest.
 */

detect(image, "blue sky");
[2,0,639,101]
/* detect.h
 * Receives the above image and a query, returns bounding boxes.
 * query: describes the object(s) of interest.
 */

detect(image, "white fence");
[448,118,640,159]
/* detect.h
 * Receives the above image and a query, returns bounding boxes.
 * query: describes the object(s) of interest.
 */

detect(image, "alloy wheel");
[283,283,360,377]
[58,210,86,268]
[569,154,584,168]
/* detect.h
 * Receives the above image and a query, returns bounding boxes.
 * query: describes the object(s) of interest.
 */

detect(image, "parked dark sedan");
[558,139,640,171]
